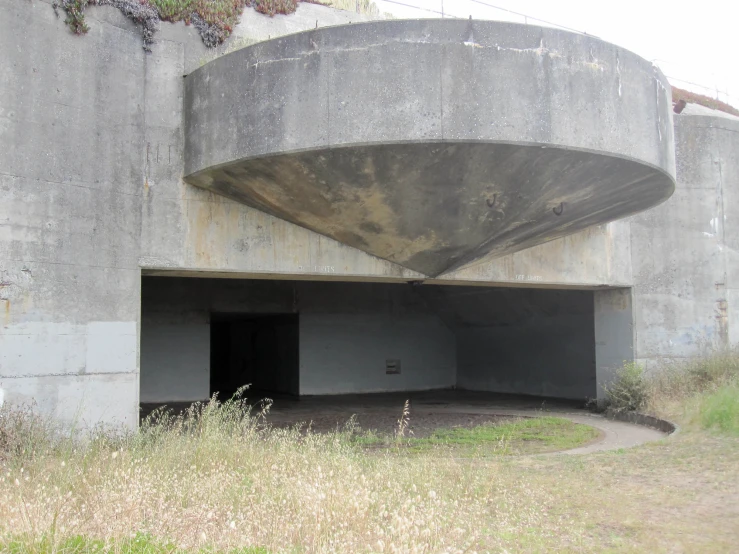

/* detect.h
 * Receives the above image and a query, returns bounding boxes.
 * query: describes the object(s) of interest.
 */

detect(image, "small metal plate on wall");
[386,359,401,374]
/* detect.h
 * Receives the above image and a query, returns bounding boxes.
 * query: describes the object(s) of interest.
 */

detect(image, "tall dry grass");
[606,350,739,433]
[0,395,583,553]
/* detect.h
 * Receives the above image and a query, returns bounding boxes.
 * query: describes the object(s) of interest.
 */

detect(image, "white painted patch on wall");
[0,321,137,377]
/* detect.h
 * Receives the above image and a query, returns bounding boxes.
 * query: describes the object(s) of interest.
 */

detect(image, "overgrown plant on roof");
[52,0,380,50]
[672,86,739,117]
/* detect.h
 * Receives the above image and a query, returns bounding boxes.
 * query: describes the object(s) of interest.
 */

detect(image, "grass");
[604,350,739,436]
[693,382,739,434]
[1,533,269,553]
[2,353,739,552]
[353,416,600,456]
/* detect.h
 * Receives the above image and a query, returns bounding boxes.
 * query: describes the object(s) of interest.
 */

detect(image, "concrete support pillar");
[594,288,635,399]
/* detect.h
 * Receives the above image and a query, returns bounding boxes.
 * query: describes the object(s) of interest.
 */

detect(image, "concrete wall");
[137,5,639,289]
[594,288,634,397]
[297,282,456,394]
[0,0,639,301]
[0,0,417,426]
[300,314,455,395]
[630,108,739,369]
[0,0,143,427]
[140,278,457,400]
[427,288,597,399]
[139,323,210,402]
[4,0,735,426]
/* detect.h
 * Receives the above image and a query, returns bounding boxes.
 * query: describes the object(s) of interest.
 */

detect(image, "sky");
[372,0,739,108]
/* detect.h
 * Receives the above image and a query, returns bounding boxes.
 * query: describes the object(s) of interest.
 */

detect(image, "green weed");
[351,416,599,456]
[603,361,648,412]
[606,350,739,436]
[694,382,739,434]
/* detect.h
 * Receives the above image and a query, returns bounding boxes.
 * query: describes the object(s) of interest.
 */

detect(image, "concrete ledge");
[605,408,680,435]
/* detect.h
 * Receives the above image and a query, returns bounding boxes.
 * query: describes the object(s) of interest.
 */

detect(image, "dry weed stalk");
[0,396,577,552]
[394,399,411,444]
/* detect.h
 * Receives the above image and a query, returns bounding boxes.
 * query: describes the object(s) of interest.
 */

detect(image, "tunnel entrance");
[210,313,299,399]
[138,276,624,413]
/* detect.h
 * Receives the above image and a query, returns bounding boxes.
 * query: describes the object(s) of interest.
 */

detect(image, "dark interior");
[210,313,299,399]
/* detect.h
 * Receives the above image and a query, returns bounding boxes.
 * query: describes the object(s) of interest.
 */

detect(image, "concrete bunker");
[184,19,676,277]
[140,275,631,408]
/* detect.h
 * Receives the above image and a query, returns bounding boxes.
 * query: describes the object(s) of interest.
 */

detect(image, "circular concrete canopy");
[184,19,676,277]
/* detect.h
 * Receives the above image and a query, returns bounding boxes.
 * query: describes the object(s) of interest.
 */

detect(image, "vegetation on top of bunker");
[672,86,739,117]
[52,0,383,50]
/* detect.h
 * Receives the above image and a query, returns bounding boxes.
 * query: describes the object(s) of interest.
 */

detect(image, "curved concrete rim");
[184,139,677,189]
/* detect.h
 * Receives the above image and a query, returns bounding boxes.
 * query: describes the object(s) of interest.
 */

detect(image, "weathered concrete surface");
[0,0,396,427]
[184,19,675,276]
[0,0,143,428]
[630,110,739,369]
[594,288,634,397]
[134,4,638,290]
[5,0,728,428]
[137,4,430,284]
[436,219,633,287]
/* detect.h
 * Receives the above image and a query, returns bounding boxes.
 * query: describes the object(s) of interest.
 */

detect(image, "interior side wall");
[594,288,635,398]
[297,282,456,394]
[140,278,457,401]
[300,314,455,394]
[427,288,597,399]
[140,322,210,402]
